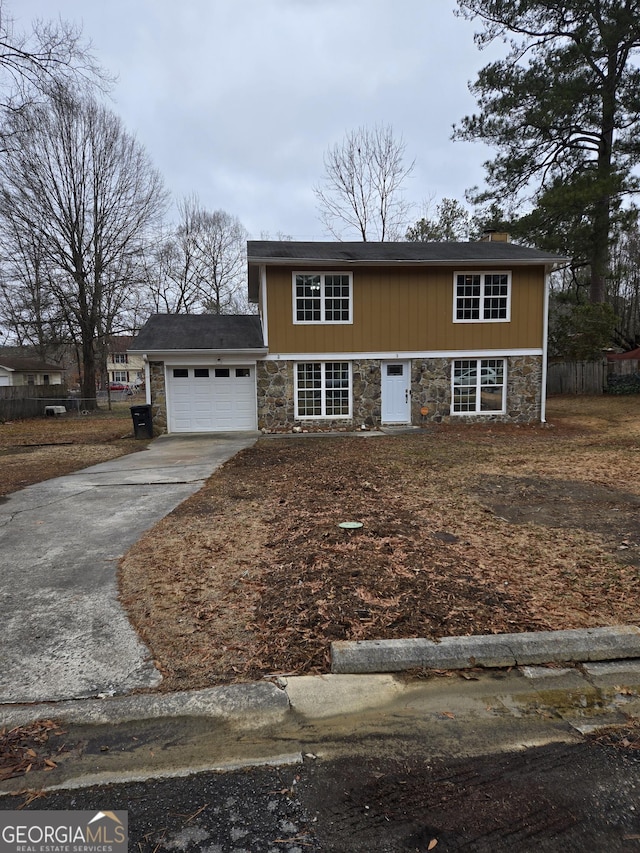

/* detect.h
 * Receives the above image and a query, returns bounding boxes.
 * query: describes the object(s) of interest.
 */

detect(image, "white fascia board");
[265,348,543,361]
[129,349,268,360]
[251,257,569,269]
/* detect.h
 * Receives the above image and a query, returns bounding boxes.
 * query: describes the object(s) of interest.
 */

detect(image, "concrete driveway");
[0,432,257,705]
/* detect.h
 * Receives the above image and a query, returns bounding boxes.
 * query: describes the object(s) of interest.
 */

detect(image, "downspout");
[143,356,151,405]
[540,268,551,423]
[260,264,268,348]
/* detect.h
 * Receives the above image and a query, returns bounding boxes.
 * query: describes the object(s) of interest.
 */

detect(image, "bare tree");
[0,87,166,404]
[0,224,67,357]
[0,2,108,126]
[314,125,415,241]
[140,198,205,314]
[193,209,248,313]
[141,198,249,315]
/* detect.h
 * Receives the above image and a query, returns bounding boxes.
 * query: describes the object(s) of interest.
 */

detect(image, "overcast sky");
[16,0,501,240]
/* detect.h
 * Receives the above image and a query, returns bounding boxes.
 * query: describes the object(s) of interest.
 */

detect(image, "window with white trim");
[113,353,128,364]
[113,370,128,382]
[295,362,351,418]
[293,273,352,324]
[454,272,511,322]
[452,358,506,415]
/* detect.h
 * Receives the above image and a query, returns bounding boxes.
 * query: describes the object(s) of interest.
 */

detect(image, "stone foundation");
[148,361,167,433]
[148,355,543,435]
[411,355,542,424]
[257,355,543,430]
[256,360,295,431]
[351,359,382,427]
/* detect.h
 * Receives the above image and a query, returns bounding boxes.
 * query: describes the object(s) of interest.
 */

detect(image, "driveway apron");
[0,432,257,704]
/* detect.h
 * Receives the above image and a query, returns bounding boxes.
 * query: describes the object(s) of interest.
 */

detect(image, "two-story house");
[106,336,145,388]
[129,238,567,433]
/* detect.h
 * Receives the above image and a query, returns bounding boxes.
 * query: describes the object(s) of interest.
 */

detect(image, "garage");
[167,365,257,432]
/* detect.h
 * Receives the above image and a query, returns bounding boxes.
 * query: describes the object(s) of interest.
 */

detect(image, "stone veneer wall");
[148,361,167,433]
[411,354,543,424]
[257,355,543,430]
[256,360,295,431]
[256,358,384,431]
[351,359,382,426]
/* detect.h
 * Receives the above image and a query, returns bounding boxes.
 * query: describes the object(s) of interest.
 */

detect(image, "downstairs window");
[452,358,505,415]
[295,362,351,419]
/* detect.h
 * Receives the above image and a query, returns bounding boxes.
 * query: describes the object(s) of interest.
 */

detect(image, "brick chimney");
[480,230,510,242]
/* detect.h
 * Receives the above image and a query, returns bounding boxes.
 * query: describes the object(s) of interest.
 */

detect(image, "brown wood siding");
[266,265,545,353]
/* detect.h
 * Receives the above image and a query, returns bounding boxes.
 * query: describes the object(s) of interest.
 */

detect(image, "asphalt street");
[1,688,639,852]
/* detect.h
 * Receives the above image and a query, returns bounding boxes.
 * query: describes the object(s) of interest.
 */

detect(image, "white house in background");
[106,336,145,387]
[0,357,64,387]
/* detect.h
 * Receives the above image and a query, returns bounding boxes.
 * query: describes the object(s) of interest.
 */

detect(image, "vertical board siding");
[266,265,545,354]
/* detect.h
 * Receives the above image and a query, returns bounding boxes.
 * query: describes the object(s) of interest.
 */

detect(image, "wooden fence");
[0,385,73,421]
[546,360,607,395]
[547,357,640,395]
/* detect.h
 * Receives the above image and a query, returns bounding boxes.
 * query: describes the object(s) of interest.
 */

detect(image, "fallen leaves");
[587,719,640,751]
[117,397,640,691]
[0,720,66,780]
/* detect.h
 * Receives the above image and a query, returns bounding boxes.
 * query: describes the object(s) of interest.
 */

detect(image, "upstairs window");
[454,272,511,322]
[113,353,128,364]
[293,273,352,324]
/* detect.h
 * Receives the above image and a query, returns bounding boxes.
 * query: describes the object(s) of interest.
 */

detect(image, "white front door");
[381,361,411,423]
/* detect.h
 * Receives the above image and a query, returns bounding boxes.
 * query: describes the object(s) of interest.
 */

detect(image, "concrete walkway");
[0,432,258,704]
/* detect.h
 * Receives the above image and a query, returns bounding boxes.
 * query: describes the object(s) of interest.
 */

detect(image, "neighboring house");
[0,357,64,387]
[106,336,145,387]
[130,238,567,434]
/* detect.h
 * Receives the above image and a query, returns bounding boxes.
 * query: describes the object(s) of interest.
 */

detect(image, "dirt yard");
[115,396,640,691]
[0,405,146,496]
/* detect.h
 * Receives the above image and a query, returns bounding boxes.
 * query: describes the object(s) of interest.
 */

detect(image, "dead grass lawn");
[0,406,146,496]
[119,396,640,691]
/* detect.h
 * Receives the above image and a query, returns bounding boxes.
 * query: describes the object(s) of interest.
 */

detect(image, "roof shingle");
[129,314,264,352]
[247,240,568,264]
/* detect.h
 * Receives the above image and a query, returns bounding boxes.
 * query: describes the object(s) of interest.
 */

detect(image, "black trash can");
[130,404,153,439]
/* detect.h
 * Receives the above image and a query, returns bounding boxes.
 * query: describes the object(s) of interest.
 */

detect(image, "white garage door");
[167,365,257,433]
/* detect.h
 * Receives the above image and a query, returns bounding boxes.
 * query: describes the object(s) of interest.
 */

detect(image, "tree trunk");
[80,327,97,409]
[590,195,610,304]
[590,57,617,305]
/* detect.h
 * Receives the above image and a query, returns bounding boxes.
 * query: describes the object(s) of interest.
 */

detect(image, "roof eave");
[128,347,268,357]
[247,256,570,268]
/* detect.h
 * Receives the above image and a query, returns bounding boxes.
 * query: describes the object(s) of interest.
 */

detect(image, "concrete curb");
[0,682,289,730]
[3,626,640,731]
[331,626,640,673]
